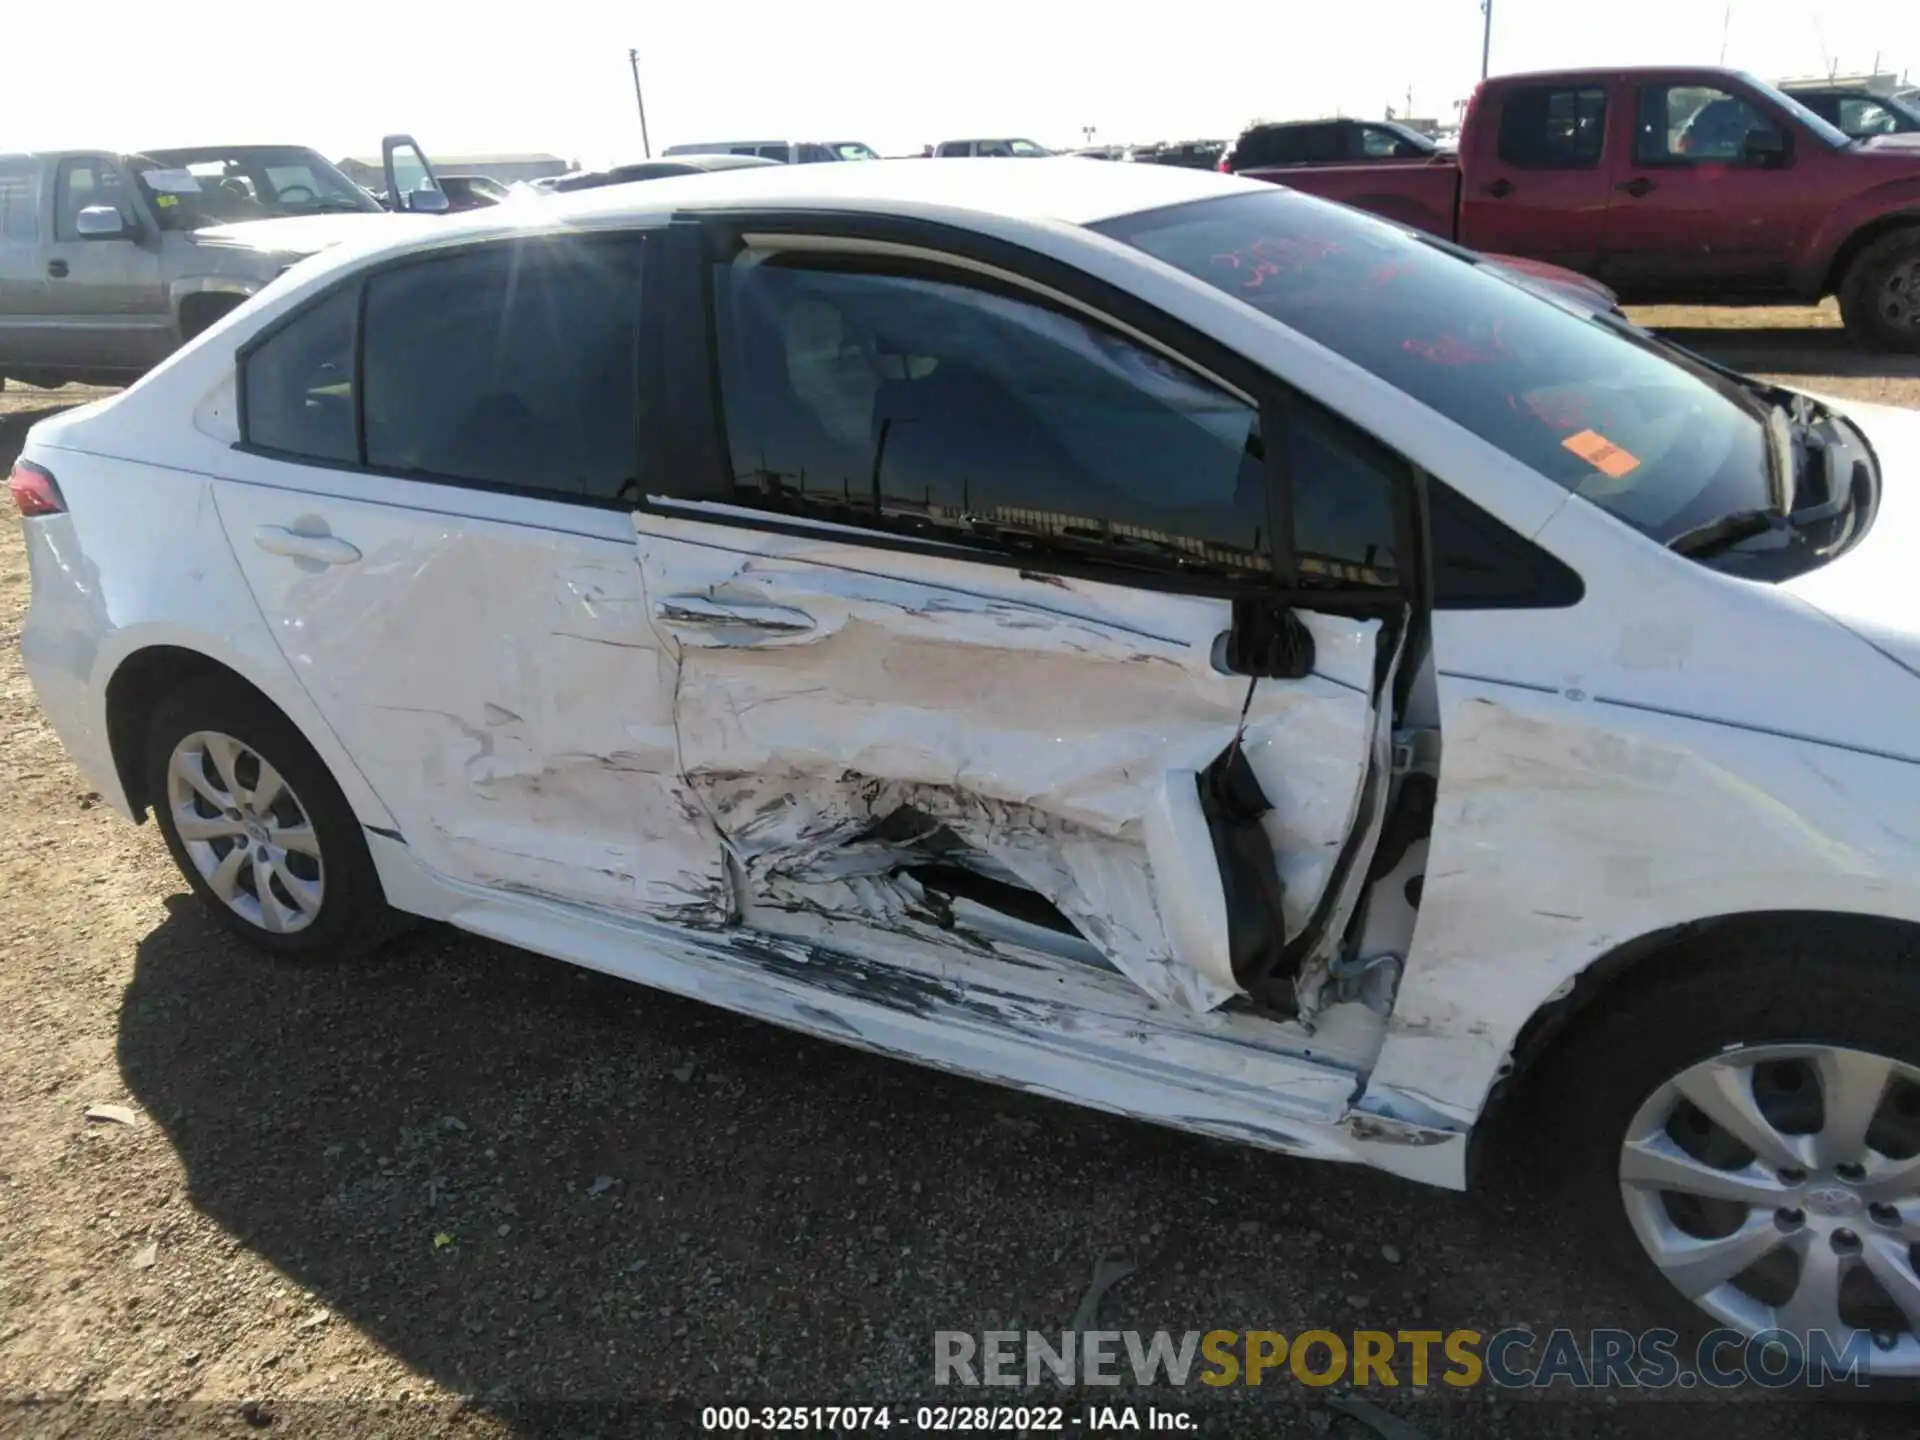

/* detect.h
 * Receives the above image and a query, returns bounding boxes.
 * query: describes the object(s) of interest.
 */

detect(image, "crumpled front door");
[638,511,1386,1013]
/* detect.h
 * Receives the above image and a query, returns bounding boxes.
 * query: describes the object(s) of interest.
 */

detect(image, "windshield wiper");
[1667,509,1786,558]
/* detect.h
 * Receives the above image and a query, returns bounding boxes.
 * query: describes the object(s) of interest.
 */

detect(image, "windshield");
[1009,139,1050,156]
[831,142,880,161]
[134,146,381,229]
[1095,189,1773,545]
[1738,72,1854,148]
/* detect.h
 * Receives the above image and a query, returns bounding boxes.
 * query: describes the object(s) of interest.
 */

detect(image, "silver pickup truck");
[0,136,445,389]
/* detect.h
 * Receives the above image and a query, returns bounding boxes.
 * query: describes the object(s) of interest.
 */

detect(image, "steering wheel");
[276,184,318,204]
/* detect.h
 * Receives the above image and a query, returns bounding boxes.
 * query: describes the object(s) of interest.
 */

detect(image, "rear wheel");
[1839,229,1920,353]
[144,676,397,959]
[1547,935,1920,1378]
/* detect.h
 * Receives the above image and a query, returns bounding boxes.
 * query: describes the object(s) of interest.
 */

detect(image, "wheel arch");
[1822,213,1920,298]
[1475,909,1920,1159]
[102,642,395,835]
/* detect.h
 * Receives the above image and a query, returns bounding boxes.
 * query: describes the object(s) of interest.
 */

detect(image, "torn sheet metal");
[638,516,1384,1013]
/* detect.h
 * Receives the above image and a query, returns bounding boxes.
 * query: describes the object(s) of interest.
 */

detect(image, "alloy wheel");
[1620,1043,1920,1370]
[166,729,325,934]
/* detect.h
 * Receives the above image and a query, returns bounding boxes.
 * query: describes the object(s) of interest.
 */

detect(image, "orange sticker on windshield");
[1562,428,1641,479]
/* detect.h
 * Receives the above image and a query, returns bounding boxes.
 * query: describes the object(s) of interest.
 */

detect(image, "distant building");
[337,152,570,188]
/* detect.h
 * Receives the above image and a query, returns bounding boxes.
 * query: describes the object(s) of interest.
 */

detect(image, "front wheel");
[144,675,398,958]
[1548,934,1920,1378]
[1839,229,1920,353]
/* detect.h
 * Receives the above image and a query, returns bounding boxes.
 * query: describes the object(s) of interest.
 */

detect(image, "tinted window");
[1835,96,1901,136]
[54,157,134,239]
[1497,86,1607,169]
[1289,125,1344,163]
[360,239,642,498]
[242,286,359,463]
[1636,85,1781,163]
[0,159,39,242]
[1357,125,1415,158]
[1287,399,1404,588]
[710,257,1277,586]
[1097,190,1773,547]
[1428,482,1580,607]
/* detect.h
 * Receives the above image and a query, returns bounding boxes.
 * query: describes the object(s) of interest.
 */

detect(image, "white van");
[661,140,879,164]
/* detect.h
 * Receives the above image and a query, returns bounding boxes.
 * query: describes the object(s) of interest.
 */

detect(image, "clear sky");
[8,0,1914,167]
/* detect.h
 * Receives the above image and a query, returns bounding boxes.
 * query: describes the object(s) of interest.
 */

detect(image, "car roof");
[544,156,1262,227]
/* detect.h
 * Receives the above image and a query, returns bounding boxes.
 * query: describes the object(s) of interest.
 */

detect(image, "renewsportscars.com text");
[934,1326,1876,1390]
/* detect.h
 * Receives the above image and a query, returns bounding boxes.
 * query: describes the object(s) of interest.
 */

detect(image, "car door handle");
[652,595,815,639]
[1483,179,1514,199]
[1616,177,1655,197]
[47,260,68,279]
[252,525,362,565]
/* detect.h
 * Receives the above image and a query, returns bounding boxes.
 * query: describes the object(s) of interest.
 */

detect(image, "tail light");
[8,459,66,516]
[1217,154,1232,173]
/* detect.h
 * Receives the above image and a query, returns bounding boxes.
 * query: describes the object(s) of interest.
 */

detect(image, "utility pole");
[627,48,653,159]
[1480,0,1493,81]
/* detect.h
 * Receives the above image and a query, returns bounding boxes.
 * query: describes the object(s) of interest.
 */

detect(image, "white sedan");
[14,159,1920,1369]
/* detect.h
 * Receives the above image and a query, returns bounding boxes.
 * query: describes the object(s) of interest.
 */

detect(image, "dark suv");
[1220,118,1438,173]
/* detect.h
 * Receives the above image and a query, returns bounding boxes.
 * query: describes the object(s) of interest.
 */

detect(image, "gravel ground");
[3,315,1919,1440]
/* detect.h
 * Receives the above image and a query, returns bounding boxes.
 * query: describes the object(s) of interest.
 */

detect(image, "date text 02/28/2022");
[699,1404,1194,1431]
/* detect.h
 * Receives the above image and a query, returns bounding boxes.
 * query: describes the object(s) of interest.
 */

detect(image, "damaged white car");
[16,160,1920,1367]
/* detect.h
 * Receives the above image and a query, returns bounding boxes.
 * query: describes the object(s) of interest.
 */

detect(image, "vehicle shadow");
[1651,327,1920,380]
[114,896,1667,1427]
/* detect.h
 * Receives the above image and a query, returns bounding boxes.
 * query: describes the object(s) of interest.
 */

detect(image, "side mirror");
[1741,127,1788,167]
[75,205,133,240]
[379,133,447,215]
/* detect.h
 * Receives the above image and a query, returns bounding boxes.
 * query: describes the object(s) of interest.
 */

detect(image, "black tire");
[1540,924,1920,1379]
[144,674,400,960]
[1838,227,1920,353]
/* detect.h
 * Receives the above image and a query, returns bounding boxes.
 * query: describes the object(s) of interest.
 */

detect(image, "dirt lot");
[3,315,1919,1440]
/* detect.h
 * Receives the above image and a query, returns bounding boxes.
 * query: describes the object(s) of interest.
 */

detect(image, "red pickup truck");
[1258,67,1920,351]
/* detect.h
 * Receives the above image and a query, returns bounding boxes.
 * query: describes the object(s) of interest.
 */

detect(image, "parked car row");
[8,59,1919,397]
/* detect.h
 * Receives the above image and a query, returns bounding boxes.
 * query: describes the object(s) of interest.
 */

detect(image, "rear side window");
[1232,126,1291,168]
[242,286,359,463]
[359,239,643,499]
[1246,124,1343,165]
[0,159,39,242]
[1497,86,1608,169]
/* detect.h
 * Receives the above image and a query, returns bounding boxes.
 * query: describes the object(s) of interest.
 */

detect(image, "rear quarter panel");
[16,426,397,830]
